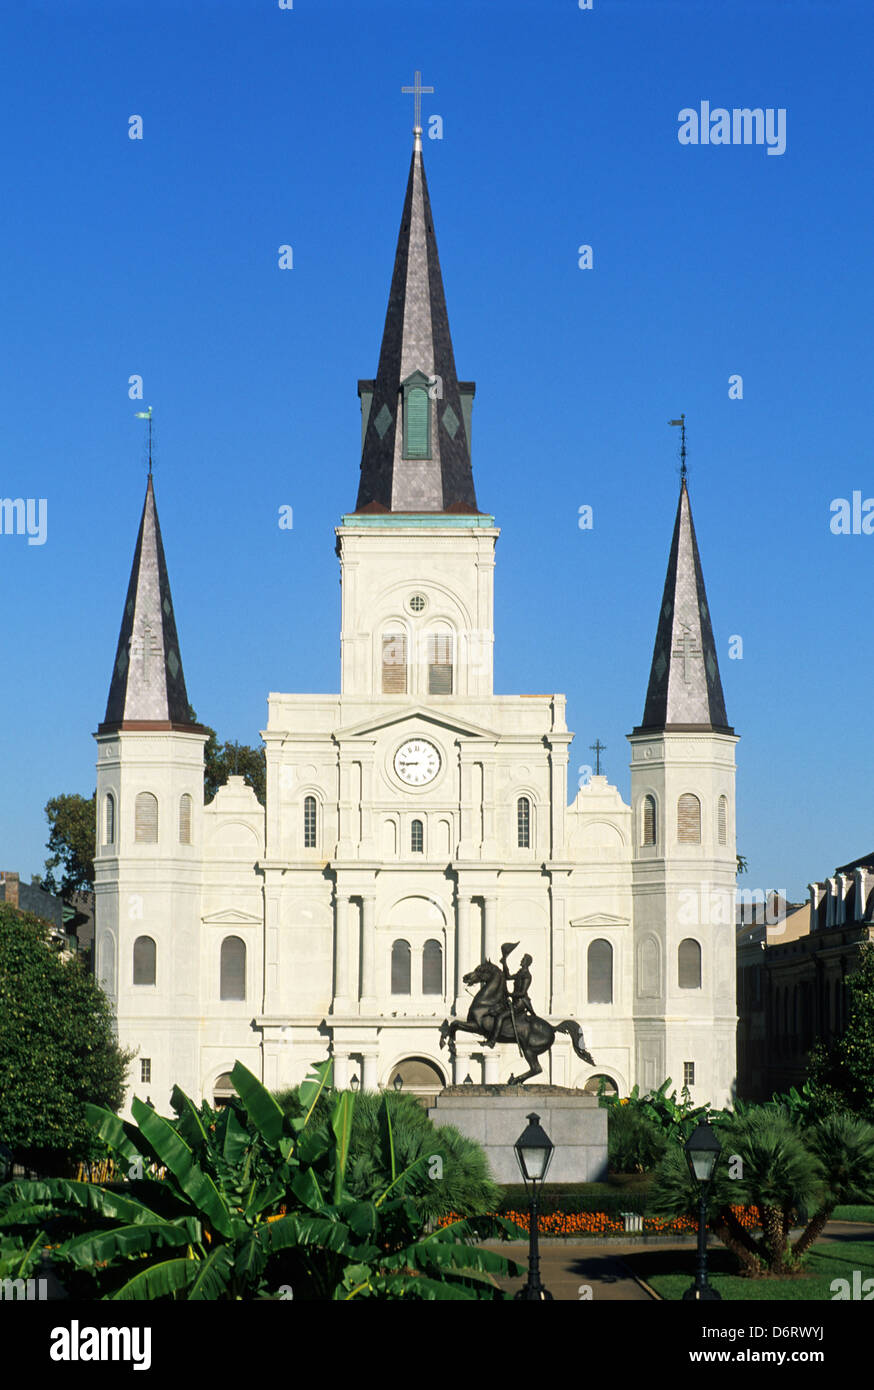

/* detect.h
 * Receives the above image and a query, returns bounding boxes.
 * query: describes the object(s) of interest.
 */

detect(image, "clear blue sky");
[2,0,872,902]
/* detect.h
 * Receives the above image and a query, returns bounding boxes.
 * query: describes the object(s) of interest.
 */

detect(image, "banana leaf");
[60,1217,201,1268]
[230,1062,286,1147]
[188,1245,236,1300]
[131,1100,232,1237]
[331,1092,356,1200]
[214,1103,250,1167]
[170,1086,210,1153]
[0,1179,164,1226]
[110,1256,198,1301]
[83,1105,145,1167]
[296,1058,333,1124]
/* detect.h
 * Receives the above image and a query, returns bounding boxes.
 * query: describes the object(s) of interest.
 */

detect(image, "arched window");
[587,938,613,1004]
[382,632,407,694]
[135,791,158,843]
[677,793,701,844]
[220,936,246,1001]
[133,935,156,986]
[303,796,317,849]
[427,633,453,695]
[391,939,411,995]
[678,938,702,989]
[423,939,442,995]
[213,1072,237,1108]
[717,795,728,846]
[104,793,115,847]
[517,796,531,849]
[403,383,431,458]
[179,793,192,845]
[411,819,424,853]
[642,795,656,847]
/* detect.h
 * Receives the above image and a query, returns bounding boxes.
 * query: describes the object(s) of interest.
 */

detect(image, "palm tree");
[792,1112,874,1258]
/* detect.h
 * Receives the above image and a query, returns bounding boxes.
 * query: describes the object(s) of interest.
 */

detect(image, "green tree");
[202,731,266,805]
[806,944,874,1121]
[0,904,132,1173]
[42,793,96,895]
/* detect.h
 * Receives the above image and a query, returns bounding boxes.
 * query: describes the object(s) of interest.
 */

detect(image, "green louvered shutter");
[404,387,430,458]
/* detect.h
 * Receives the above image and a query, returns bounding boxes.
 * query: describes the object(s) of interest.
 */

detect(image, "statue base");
[427,1086,608,1184]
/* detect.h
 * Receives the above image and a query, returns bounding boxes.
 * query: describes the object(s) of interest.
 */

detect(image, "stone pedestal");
[427,1085,608,1184]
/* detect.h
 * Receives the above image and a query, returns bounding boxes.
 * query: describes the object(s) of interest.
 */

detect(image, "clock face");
[394,738,441,787]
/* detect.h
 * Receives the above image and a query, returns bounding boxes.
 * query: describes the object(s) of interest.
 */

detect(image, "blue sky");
[1,0,872,900]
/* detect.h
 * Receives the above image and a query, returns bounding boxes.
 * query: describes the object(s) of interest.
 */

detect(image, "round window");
[408,594,427,613]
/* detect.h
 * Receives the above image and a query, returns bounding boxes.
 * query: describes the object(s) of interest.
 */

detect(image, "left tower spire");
[100,476,200,732]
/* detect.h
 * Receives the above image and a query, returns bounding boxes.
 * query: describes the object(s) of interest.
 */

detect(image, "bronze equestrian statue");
[440,942,595,1085]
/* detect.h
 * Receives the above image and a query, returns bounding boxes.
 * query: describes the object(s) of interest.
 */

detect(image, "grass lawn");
[627,1240,874,1301]
[832,1205,874,1222]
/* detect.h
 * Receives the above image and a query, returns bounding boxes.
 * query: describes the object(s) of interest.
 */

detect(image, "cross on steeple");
[669,413,687,481]
[589,739,606,776]
[401,69,434,136]
[673,624,701,684]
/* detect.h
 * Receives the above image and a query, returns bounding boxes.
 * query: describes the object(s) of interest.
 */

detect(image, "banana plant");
[0,1058,519,1300]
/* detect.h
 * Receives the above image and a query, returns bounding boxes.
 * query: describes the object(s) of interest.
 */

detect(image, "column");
[482,1049,500,1084]
[334,894,352,1010]
[332,1049,350,1089]
[361,1051,379,1091]
[483,895,499,964]
[360,896,376,1010]
[454,895,471,1012]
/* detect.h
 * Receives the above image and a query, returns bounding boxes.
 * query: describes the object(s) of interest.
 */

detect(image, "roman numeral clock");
[393,739,441,786]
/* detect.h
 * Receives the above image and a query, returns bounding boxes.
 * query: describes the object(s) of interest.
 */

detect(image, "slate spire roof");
[100,476,200,732]
[636,478,733,734]
[354,134,478,513]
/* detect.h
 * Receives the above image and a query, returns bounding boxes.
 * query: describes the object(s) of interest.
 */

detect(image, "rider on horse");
[486,941,534,1047]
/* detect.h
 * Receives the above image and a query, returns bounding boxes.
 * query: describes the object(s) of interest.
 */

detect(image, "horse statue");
[439,945,595,1085]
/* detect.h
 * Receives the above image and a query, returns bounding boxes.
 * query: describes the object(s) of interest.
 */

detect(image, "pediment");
[334,705,497,742]
[202,908,262,926]
[569,913,629,928]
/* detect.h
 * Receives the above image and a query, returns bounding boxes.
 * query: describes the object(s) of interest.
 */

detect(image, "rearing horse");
[440,960,595,1085]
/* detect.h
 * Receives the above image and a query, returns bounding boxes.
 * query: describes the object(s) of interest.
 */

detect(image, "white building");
[93,129,739,1111]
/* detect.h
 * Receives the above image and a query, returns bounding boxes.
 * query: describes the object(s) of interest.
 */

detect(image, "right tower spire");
[636,474,732,734]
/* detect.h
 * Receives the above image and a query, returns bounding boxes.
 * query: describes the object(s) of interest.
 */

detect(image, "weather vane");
[669,413,687,481]
[401,69,434,140]
[135,405,154,476]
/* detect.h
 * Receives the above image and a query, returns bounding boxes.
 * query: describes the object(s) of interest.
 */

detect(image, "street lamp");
[350,1074,360,1092]
[513,1112,555,1301]
[682,1119,722,1301]
[392,1073,403,1091]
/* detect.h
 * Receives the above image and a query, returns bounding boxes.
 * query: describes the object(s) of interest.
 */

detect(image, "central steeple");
[355,131,478,513]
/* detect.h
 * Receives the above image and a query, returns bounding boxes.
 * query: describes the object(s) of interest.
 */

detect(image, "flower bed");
[438,1204,762,1238]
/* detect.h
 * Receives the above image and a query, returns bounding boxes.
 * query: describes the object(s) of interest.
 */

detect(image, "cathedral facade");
[93,131,739,1111]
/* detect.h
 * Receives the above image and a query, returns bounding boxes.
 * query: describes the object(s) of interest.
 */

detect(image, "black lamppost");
[682,1119,722,1301]
[513,1112,554,1301]
[392,1073,403,1092]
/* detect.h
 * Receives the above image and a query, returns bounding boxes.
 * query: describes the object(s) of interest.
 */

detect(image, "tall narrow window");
[134,791,158,843]
[391,939,411,995]
[403,385,431,458]
[220,936,246,1001]
[683,1062,695,1087]
[423,939,442,995]
[678,938,702,989]
[382,632,407,694]
[104,793,115,847]
[517,796,531,849]
[587,938,614,1004]
[179,793,192,845]
[411,819,424,853]
[133,935,156,986]
[427,633,453,694]
[642,795,656,847]
[140,1059,151,1084]
[677,793,701,844]
[303,796,317,849]
[717,795,728,846]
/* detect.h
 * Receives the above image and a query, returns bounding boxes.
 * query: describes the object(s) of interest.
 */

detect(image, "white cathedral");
[93,128,739,1113]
